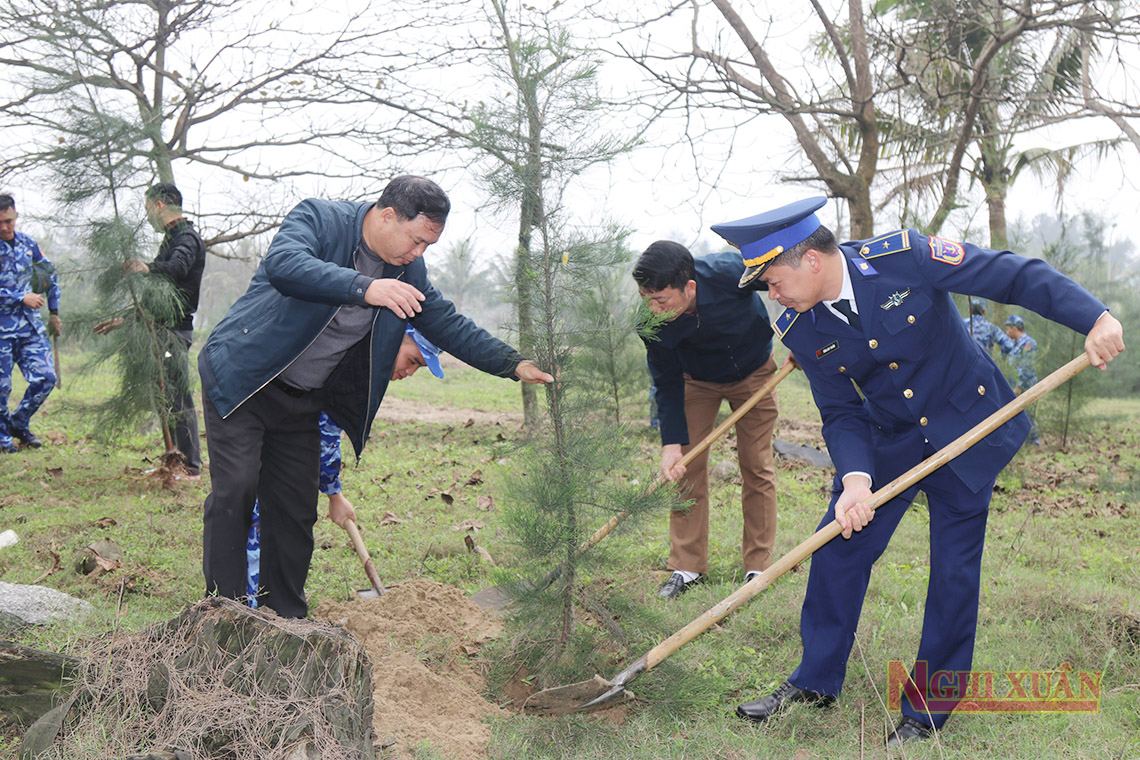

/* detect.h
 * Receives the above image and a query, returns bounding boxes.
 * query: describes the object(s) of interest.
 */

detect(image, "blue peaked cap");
[711,197,828,289]
[405,324,445,378]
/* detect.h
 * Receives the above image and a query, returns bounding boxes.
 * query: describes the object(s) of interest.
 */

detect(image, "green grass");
[2,349,1138,759]
[384,355,529,415]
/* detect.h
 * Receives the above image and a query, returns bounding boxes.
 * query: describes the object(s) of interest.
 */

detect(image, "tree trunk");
[0,640,79,728]
[986,190,1009,251]
[515,195,539,429]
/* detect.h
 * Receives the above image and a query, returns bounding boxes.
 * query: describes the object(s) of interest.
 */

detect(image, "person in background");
[93,183,206,477]
[964,298,1013,355]
[1003,314,1040,445]
[0,192,61,453]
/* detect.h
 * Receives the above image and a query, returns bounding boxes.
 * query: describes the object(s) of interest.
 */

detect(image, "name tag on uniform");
[816,341,839,359]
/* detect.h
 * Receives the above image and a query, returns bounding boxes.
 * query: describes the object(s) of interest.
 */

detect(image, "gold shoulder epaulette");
[773,307,799,339]
[859,230,911,259]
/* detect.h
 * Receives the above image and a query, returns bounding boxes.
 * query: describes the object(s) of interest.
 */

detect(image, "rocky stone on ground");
[0,582,93,627]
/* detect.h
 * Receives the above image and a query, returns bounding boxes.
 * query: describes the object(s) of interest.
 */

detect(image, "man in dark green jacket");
[199,176,552,617]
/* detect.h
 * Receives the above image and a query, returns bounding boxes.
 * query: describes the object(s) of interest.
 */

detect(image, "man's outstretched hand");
[515,360,554,384]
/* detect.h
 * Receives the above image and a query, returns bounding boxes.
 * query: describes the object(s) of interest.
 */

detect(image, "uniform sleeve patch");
[858,230,911,259]
[929,236,965,265]
[773,307,799,339]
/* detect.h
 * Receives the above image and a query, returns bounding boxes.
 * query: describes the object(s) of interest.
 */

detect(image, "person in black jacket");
[94,182,206,477]
[634,241,780,599]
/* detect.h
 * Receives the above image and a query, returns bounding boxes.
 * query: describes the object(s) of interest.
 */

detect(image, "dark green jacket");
[201,199,522,455]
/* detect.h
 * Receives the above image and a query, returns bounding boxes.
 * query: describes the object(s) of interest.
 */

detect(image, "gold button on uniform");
[869,339,879,349]
[839,366,846,373]
[977,385,986,395]
[920,417,928,426]
[904,389,914,399]
[907,315,916,324]
[889,362,899,370]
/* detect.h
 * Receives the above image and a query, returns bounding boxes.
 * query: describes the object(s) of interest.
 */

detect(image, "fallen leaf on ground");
[451,519,484,532]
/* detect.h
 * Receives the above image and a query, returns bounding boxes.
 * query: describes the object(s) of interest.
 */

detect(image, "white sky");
[7,0,1139,265]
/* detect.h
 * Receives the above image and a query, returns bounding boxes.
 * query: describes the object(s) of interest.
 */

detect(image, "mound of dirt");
[316,580,505,760]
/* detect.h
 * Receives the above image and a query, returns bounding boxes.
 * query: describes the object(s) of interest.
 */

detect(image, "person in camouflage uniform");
[0,193,61,453]
[1004,314,1040,445]
[963,298,1013,354]
[246,326,444,606]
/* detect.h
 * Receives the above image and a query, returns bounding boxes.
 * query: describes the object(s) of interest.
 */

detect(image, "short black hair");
[769,225,839,269]
[970,298,986,316]
[377,176,450,225]
[145,182,182,207]
[0,194,15,212]
[632,240,697,292]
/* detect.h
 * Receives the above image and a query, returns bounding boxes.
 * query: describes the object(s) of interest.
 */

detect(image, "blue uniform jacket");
[775,230,1105,494]
[1,231,60,339]
[643,251,774,446]
[1008,334,1040,390]
[201,199,522,457]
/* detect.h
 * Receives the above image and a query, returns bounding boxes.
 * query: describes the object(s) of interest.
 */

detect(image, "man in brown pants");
[634,241,779,599]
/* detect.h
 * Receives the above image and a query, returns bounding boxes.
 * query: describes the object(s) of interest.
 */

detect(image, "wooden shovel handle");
[344,518,384,595]
[642,353,1091,671]
[577,361,796,555]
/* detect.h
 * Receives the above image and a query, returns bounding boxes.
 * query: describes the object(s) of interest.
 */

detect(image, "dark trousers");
[201,378,323,617]
[168,331,200,472]
[789,440,993,729]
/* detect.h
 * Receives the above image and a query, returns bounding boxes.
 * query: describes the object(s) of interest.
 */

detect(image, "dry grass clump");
[22,597,375,760]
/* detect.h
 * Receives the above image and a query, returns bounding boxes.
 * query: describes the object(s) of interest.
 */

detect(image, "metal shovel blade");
[355,586,384,600]
[469,584,512,613]
[523,674,634,715]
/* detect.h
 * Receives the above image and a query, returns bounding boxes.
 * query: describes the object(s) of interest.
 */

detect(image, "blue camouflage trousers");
[0,330,57,448]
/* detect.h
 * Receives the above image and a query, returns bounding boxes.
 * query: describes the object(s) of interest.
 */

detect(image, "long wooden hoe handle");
[344,518,385,595]
[577,361,796,556]
[639,353,1090,672]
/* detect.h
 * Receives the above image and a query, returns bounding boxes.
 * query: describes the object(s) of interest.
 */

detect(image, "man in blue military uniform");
[633,241,780,599]
[964,298,1013,354]
[0,193,61,453]
[717,198,1123,745]
[1003,314,1040,445]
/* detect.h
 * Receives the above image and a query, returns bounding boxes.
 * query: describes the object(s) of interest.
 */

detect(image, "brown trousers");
[669,356,779,574]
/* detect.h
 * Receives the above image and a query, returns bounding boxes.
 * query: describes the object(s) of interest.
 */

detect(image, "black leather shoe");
[657,572,705,600]
[12,428,42,448]
[736,680,835,723]
[886,716,934,746]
